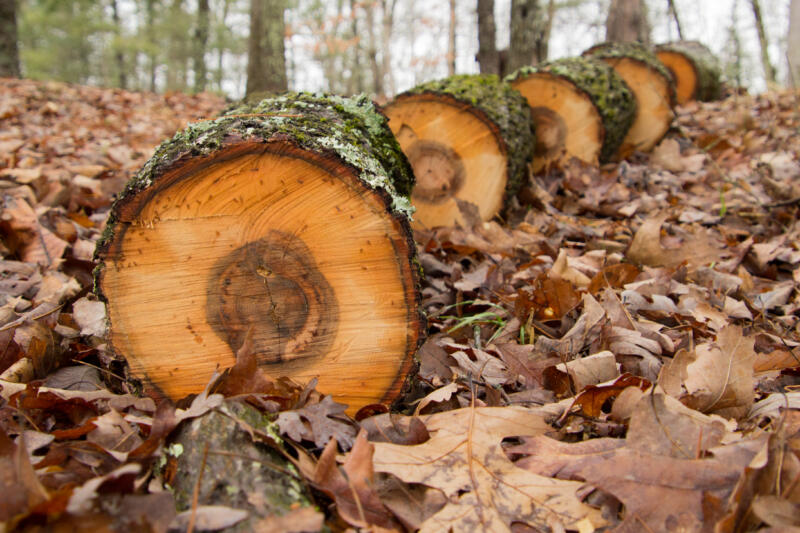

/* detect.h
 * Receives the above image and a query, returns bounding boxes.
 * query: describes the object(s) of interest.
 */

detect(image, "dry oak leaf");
[371,406,606,532]
[683,325,756,419]
[512,434,749,532]
[313,430,402,531]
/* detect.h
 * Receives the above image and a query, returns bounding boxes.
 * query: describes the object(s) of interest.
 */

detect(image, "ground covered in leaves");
[0,78,799,532]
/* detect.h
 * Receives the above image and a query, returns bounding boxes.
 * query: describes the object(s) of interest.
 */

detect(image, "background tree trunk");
[245,0,288,97]
[476,0,500,75]
[0,0,21,78]
[606,0,650,45]
[380,0,396,96]
[365,2,383,98]
[667,0,684,40]
[110,0,127,89]
[507,0,543,74]
[448,0,457,76]
[750,0,776,85]
[193,0,210,93]
[789,0,800,87]
[145,0,157,92]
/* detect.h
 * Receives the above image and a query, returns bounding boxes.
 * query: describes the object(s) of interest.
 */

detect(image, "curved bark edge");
[655,40,724,101]
[508,56,637,162]
[394,74,535,202]
[583,41,677,105]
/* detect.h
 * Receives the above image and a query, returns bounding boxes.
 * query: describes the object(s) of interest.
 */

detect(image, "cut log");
[655,41,723,103]
[507,57,637,172]
[94,93,423,412]
[583,41,676,155]
[383,74,534,228]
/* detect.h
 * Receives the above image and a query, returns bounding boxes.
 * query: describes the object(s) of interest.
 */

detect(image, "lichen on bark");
[397,73,535,202]
[583,41,677,104]
[94,92,415,262]
[507,57,637,162]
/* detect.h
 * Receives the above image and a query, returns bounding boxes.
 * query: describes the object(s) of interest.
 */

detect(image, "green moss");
[399,74,535,202]
[583,41,676,104]
[655,41,723,101]
[507,57,637,162]
[94,92,415,260]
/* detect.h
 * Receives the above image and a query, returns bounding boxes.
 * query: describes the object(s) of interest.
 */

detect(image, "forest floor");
[0,78,799,532]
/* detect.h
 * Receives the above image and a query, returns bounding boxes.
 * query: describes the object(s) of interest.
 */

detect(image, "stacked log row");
[507,57,637,173]
[655,41,724,103]
[584,42,676,156]
[94,93,424,412]
[382,74,534,229]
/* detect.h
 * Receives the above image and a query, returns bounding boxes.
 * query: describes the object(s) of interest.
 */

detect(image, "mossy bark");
[165,400,315,531]
[395,74,535,202]
[583,41,676,105]
[95,92,416,260]
[507,57,637,163]
[655,41,723,101]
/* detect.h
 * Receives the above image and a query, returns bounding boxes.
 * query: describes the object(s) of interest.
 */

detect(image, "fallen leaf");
[313,430,402,530]
[683,325,756,418]
[371,406,606,532]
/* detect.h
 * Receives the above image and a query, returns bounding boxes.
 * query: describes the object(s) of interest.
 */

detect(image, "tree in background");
[476,0,500,74]
[0,0,21,78]
[193,0,210,93]
[246,0,288,97]
[749,0,775,85]
[789,0,800,87]
[506,0,545,74]
[606,0,650,45]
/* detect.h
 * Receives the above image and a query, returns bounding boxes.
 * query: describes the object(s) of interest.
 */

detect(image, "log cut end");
[508,57,635,171]
[384,74,533,228]
[584,42,675,155]
[655,41,723,103]
[95,94,423,412]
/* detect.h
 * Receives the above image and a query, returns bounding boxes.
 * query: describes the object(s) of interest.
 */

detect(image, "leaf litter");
[0,79,799,531]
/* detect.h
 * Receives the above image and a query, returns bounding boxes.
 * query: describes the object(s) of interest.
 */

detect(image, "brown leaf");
[371,406,606,531]
[683,325,756,418]
[572,374,650,418]
[313,430,402,530]
[0,428,49,523]
[588,263,640,294]
[277,395,357,449]
[627,213,670,267]
[513,434,751,532]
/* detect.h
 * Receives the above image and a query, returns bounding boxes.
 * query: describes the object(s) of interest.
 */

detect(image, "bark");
[0,0,20,78]
[655,41,723,101]
[476,0,500,74]
[667,0,684,40]
[95,94,422,411]
[507,0,544,74]
[509,57,636,163]
[168,401,316,532]
[750,0,776,84]
[245,0,288,97]
[398,74,534,200]
[110,0,127,89]
[605,0,650,45]
[448,0,457,76]
[789,0,800,87]
[193,0,210,93]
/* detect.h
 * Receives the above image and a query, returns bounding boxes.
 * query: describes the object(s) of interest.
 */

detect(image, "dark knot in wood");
[207,230,337,371]
[407,140,465,205]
